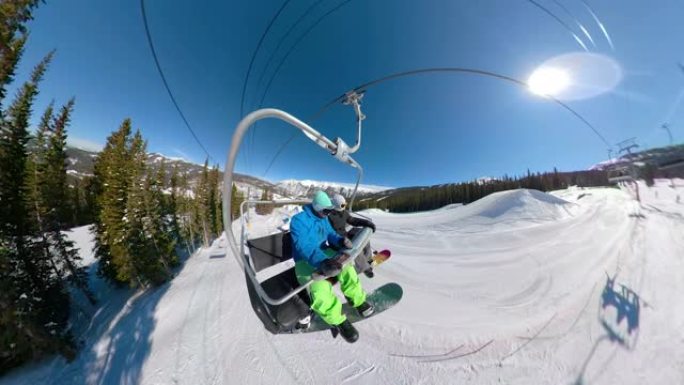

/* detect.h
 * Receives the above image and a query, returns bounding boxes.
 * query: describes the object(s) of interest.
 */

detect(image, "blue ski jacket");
[290,204,344,268]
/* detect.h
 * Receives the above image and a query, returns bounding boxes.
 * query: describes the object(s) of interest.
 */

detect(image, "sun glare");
[527,67,571,97]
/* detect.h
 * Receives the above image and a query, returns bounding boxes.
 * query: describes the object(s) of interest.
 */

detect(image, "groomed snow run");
[3,181,684,384]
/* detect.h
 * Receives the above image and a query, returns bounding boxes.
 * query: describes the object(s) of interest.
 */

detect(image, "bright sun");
[527,67,571,97]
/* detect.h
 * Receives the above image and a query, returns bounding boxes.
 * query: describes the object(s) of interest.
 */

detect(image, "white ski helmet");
[332,193,347,211]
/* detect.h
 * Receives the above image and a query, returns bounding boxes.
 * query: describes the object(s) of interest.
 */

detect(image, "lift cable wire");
[254,0,355,114]
[251,0,355,177]
[261,67,611,177]
[140,0,214,163]
[251,0,327,110]
[240,0,293,174]
[239,0,293,118]
[248,0,326,175]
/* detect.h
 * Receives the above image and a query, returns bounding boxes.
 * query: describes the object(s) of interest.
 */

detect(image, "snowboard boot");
[336,320,359,343]
[363,255,375,278]
[355,301,375,318]
[295,314,311,330]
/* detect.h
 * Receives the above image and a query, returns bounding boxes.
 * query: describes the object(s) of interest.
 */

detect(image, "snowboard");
[297,282,403,334]
[371,249,391,268]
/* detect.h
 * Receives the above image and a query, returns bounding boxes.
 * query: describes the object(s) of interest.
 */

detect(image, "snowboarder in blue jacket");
[290,191,374,343]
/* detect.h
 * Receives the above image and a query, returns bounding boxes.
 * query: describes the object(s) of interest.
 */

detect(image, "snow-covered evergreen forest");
[0,2,233,373]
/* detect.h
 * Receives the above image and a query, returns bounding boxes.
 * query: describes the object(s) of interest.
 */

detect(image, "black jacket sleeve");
[327,211,348,236]
[346,212,374,229]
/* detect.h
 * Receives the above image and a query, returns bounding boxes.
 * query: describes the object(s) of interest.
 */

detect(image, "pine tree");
[81,175,97,225]
[0,0,42,107]
[154,159,168,217]
[70,177,84,226]
[179,170,200,253]
[92,122,177,287]
[124,132,168,286]
[144,158,178,270]
[168,164,182,243]
[42,100,95,304]
[0,49,74,370]
[25,99,95,305]
[92,119,133,284]
[207,165,223,238]
[231,183,245,221]
[255,188,274,215]
[26,101,53,239]
[194,160,211,246]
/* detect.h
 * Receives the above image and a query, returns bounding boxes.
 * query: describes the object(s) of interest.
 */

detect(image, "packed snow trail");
[2,181,683,384]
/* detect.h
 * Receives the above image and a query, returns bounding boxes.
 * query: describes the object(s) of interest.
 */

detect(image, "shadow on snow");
[574,274,641,385]
[2,243,202,385]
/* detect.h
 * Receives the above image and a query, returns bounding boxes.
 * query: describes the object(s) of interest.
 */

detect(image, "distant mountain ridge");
[64,146,276,192]
[275,179,391,198]
[64,147,391,200]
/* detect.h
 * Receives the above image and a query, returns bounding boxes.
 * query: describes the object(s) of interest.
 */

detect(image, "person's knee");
[311,280,333,295]
[310,282,334,303]
[311,283,342,316]
[340,264,358,280]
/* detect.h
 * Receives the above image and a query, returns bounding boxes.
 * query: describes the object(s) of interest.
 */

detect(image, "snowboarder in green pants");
[290,191,374,343]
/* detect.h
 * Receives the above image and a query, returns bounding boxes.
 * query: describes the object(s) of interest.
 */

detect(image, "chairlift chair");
[222,106,373,333]
[607,166,634,184]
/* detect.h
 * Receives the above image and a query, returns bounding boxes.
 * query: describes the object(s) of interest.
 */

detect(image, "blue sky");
[12,0,684,187]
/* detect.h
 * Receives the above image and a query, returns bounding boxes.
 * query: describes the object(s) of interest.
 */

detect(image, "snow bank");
[459,188,570,220]
[362,189,574,231]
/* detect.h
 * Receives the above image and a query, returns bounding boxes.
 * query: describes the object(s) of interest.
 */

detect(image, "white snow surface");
[63,225,96,267]
[3,181,684,384]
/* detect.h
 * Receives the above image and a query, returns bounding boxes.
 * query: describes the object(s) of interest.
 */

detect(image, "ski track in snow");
[2,181,684,384]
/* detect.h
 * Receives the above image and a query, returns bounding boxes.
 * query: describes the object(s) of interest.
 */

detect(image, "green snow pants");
[295,252,367,326]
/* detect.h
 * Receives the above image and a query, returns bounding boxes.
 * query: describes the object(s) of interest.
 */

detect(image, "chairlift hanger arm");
[340,91,365,154]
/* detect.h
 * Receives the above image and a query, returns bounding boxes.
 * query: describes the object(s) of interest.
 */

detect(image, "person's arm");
[346,213,376,232]
[291,216,330,268]
[327,211,346,236]
[325,217,345,248]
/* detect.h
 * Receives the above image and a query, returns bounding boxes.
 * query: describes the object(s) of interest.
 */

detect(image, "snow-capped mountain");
[276,179,391,198]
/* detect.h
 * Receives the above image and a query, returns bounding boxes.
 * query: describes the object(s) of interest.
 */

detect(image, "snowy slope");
[3,181,684,384]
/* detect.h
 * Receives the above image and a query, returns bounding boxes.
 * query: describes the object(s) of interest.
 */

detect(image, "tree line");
[0,1,236,373]
[355,169,610,213]
[90,120,225,287]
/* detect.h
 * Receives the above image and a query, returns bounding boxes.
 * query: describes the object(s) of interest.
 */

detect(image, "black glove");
[319,258,342,276]
[367,222,376,233]
[341,237,353,249]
